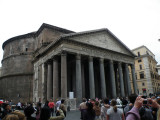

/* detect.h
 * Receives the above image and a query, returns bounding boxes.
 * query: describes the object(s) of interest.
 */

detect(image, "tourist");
[101,98,110,120]
[116,97,121,103]
[40,105,51,120]
[93,101,101,120]
[9,100,13,111]
[48,99,55,117]
[17,101,21,110]
[121,97,128,105]
[126,96,160,120]
[50,109,65,120]
[55,99,61,111]
[33,102,36,111]
[79,98,87,120]
[139,104,153,120]
[0,101,3,119]
[124,94,137,116]
[90,99,96,106]
[2,114,19,120]
[1,103,12,119]
[11,110,26,120]
[107,99,125,120]
[126,96,143,120]
[36,102,42,120]
[2,110,26,120]
[24,106,36,120]
[83,102,95,120]
[40,105,64,120]
[59,99,66,117]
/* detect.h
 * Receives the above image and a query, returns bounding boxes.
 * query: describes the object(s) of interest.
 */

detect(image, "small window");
[142,83,145,86]
[146,51,149,55]
[140,72,144,79]
[138,59,142,62]
[138,52,140,56]
[139,65,142,70]
[26,48,28,52]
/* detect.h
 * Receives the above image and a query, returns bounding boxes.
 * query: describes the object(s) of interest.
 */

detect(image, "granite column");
[89,56,95,99]
[99,58,106,98]
[131,64,138,94]
[53,58,59,100]
[47,61,52,100]
[109,60,116,98]
[118,62,125,97]
[61,53,67,98]
[125,63,131,96]
[76,54,82,103]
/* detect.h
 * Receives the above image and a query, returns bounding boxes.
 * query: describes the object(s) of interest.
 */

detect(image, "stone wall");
[0,67,1,77]
[35,28,67,51]
[3,37,35,59]
[0,75,33,103]
[0,36,35,102]
[143,57,153,93]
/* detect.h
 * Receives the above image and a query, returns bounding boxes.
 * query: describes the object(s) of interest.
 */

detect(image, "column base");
[65,98,77,111]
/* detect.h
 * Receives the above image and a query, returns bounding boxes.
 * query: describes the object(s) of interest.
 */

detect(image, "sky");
[0,0,160,67]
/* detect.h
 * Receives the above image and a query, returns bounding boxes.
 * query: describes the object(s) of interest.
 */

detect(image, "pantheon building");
[0,23,138,103]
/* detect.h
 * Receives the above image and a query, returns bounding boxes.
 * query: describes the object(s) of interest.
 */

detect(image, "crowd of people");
[79,94,160,120]
[0,99,66,120]
[1,94,160,120]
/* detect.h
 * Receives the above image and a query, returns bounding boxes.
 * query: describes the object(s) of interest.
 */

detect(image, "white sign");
[69,92,74,99]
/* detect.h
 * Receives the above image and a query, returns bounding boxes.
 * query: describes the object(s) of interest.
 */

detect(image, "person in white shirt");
[17,101,21,110]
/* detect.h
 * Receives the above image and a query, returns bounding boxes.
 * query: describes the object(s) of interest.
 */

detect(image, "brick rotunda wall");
[0,34,35,103]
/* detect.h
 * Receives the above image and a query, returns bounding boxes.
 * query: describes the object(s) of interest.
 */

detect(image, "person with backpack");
[59,99,66,117]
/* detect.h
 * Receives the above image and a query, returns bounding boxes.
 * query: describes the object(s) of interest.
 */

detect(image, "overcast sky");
[0,0,160,67]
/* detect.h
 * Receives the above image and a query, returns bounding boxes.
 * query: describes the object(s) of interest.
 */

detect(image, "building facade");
[0,23,138,103]
[132,46,160,96]
[0,67,1,77]
[157,65,160,75]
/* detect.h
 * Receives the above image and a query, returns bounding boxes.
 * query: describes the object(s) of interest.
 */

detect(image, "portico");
[33,28,138,103]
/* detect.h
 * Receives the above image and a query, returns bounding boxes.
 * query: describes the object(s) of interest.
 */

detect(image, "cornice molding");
[36,23,75,36]
[33,38,135,65]
[135,54,157,63]
[0,73,33,79]
[1,52,33,63]
[2,32,35,50]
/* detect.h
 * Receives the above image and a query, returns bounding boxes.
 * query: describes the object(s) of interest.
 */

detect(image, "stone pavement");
[65,110,81,120]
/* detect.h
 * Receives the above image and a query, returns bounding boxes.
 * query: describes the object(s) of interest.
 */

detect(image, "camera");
[143,99,147,104]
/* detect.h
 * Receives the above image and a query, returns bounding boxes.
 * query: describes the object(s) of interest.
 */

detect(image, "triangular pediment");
[62,29,135,57]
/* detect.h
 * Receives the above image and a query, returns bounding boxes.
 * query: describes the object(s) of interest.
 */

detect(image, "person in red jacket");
[48,99,55,117]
